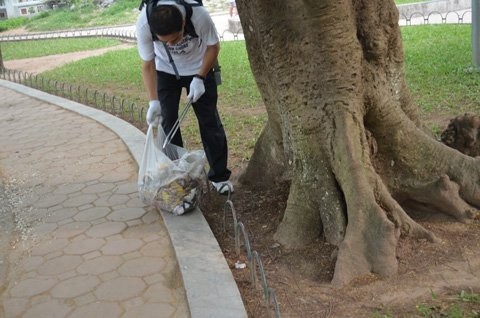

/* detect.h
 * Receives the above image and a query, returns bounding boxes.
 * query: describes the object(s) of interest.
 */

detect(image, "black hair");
[149,5,183,36]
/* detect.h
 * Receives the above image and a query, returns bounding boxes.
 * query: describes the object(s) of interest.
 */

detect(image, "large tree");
[0,46,4,71]
[236,0,480,285]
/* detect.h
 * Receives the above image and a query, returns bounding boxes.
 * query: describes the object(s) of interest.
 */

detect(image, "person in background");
[136,1,233,195]
[227,0,237,17]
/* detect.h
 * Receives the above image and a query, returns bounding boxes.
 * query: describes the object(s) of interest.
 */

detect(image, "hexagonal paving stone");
[101,172,132,183]
[90,163,118,174]
[122,303,176,318]
[51,275,100,298]
[73,207,111,222]
[46,207,78,223]
[114,183,137,195]
[22,299,72,318]
[106,194,131,206]
[53,183,86,195]
[64,238,105,255]
[85,222,126,238]
[4,298,29,318]
[103,152,132,164]
[101,238,143,255]
[94,277,146,301]
[143,283,175,303]
[34,194,68,209]
[141,240,172,258]
[81,183,115,194]
[77,256,123,275]
[68,302,123,318]
[63,194,98,208]
[53,222,91,238]
[126,196,145,208]
[9,277,57,297]
[142,210,160,224]
[37,255,83,275]
[91,147,116,156]
[107,207,146,222]
[20,256,45,272]
[34,222,58,236]
[31,239,70,256]
[118,257,166,277]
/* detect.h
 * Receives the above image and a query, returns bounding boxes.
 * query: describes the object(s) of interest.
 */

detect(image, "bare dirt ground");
[5,48,480,318]
[202,182,480,318]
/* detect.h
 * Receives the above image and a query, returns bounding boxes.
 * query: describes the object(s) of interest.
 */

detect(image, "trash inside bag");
[138,124,206,215]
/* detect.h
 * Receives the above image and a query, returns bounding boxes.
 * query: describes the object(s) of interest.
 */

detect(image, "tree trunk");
[237,0,480,285]
[0,46,4,71]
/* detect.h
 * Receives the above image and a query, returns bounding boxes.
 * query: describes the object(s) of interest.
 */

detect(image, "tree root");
[332,202,398,286]
[400,175,479,223]
[274,179,323,248]
[375,177,439,242]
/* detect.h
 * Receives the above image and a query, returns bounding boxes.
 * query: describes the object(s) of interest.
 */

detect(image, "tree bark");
[237,0,480,285]
[0,46,4,71]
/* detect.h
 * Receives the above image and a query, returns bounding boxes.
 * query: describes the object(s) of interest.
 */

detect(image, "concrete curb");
[0,79,247,318]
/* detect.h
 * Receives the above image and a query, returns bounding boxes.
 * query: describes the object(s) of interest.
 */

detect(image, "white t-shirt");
[136,0,219,76]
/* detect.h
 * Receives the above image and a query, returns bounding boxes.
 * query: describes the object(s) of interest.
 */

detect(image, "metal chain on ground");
[222,194,281,318]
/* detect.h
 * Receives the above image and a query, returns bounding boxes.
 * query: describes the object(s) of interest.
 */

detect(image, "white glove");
[187,77,205,103]
[146,100,162,125]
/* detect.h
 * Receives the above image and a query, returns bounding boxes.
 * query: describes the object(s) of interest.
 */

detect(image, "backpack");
[139,0,203,38]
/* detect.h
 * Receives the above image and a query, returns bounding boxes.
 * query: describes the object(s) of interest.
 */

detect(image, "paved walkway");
[0,81,247,317]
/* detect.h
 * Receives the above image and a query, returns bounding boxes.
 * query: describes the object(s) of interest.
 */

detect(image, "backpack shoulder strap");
[145,0,156,22]
[175,0,199,38]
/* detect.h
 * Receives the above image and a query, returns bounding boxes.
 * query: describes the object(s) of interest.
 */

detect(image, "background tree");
[0,46,4,71]
[236,0,480,285]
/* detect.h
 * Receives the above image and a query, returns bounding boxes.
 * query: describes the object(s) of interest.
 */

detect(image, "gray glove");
[187,77,205,103]
[146,100,162,126]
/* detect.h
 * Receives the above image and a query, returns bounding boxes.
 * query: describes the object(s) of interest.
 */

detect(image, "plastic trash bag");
[138,124,206,215]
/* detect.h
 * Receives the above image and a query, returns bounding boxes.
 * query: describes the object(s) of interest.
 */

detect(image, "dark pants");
[156,70,231,182]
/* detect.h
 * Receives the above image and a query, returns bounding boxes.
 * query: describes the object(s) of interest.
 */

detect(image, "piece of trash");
[234,261,246,269]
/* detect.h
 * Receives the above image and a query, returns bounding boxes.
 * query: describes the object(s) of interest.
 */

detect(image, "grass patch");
[2,38,121,60]
[0,17,28,32]
[19,0,139,32]
[374,290,480,317]
[42,47,144,103]
[402,24,480,114]
[396,0,426,5]
[218,41,261,107]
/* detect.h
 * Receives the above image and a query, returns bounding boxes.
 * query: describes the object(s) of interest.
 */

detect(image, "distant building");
[0,0,47,19]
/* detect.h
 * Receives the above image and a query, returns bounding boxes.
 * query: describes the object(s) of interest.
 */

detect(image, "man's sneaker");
[211,180,234,195]
[172,200,195,216]
[171,189,197,216]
